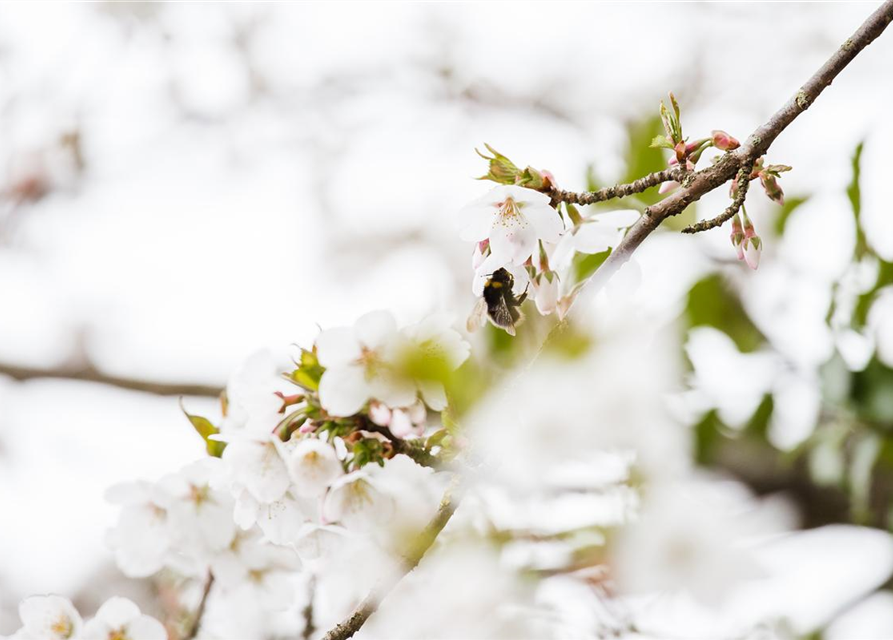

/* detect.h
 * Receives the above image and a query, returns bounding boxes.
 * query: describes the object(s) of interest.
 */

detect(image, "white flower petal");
[92,597,140,629]
[20,595,82,640]
[124,616,167,640]
[370,373,417,409]
[222,439,291,504]
[319,364,371,417]
[316,326,361,368]
[286,439,344,497]
[592,209,641,228]
[418,380,448,412]
[489,212,538,264]
[520,201,563,243]
[458,202,497,242]
[354,310,398,350]
[572,221,618,254]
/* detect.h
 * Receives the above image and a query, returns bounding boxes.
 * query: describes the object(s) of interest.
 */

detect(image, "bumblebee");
[467,268,528,336]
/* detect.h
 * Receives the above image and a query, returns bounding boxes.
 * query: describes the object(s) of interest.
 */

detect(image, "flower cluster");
[97,311,467,634]
[10,595,165,640]
[460,182,641,323]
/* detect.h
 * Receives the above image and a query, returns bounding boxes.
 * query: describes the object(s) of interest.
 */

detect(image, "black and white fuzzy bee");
[467,268,528,336]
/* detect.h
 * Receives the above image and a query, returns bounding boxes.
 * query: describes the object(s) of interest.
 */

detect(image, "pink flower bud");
[760,173,785,205]
[741,215,761,269]
[743,235,762,270]
[368,402,392,427]
[659,180,680,194]
[730,215,745,261]
[674,141,687,162]
[711,130,740,151]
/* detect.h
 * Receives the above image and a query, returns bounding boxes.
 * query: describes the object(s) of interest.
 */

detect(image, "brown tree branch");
[549,167,685,205]
[183,572,214,640]
[572,0,893,305]
[0,361,224,398]
[682,162,755,234]
[321,476,462,640]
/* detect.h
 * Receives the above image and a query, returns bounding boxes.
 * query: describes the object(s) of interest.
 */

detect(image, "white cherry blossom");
[105,481,172,578]
[323,471,394,532]
[221,432,292,504]
[460,185,563,265]
[285,438,344,497]
[157,458,236,558]
[15,595,82,640]
[81,598,165,640]
[317,310,416,416]
[220,350,286,435]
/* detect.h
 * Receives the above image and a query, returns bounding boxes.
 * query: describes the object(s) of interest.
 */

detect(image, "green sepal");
[180,399,226,457]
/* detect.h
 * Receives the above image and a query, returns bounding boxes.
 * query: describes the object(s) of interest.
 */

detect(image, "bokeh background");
[2,2,893,637]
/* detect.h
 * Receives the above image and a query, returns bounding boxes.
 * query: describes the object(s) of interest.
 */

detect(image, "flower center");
[50,616,73,638]
[498,196,520,219]
[357,346,384,381]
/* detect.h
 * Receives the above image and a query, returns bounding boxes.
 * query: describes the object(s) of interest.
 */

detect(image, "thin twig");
[183,572,214,640]
[568,0,893,309]
[682,162,755,234]
[321,476,463,640]
[302,574,317,640]
[0,361,223,397]
[549,167,684,205]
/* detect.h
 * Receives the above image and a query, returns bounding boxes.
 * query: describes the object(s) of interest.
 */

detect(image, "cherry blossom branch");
[0,360,223,398]
[571,0,893,305]
[361,420,441,469]
[549,167,685,205]
[183,572,214,640]
[681,162,755,234]
[321,476,462,640]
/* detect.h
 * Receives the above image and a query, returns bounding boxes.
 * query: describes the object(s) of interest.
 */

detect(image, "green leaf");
[773,195,808,236]
[693,409,723,466]
[623,115,667,206]
[180,400,225,457]
[745,394,774,440]
[649,135,673,150]
[685,273,766,353]
[853,258,893,329]
[850,357,893,425]
[847,141,868,259]
[290,349,325,391]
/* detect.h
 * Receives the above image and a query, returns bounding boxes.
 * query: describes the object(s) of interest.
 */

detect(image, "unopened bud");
[741,212,761,269]
[730,214,745,261]
[760,173,784,205]
[475,143,521,185]
[711,130,740,151]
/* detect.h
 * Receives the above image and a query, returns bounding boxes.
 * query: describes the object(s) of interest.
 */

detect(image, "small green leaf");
[290,349,325,391]
[180,400,225,457]
[847,140,868,259]
[649,135,673,150]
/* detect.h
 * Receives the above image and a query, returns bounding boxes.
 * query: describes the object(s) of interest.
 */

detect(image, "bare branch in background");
[0,361,223,398]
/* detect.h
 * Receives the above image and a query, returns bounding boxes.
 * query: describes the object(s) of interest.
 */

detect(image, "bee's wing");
[488,295,516,336]
[466,297,488,333]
